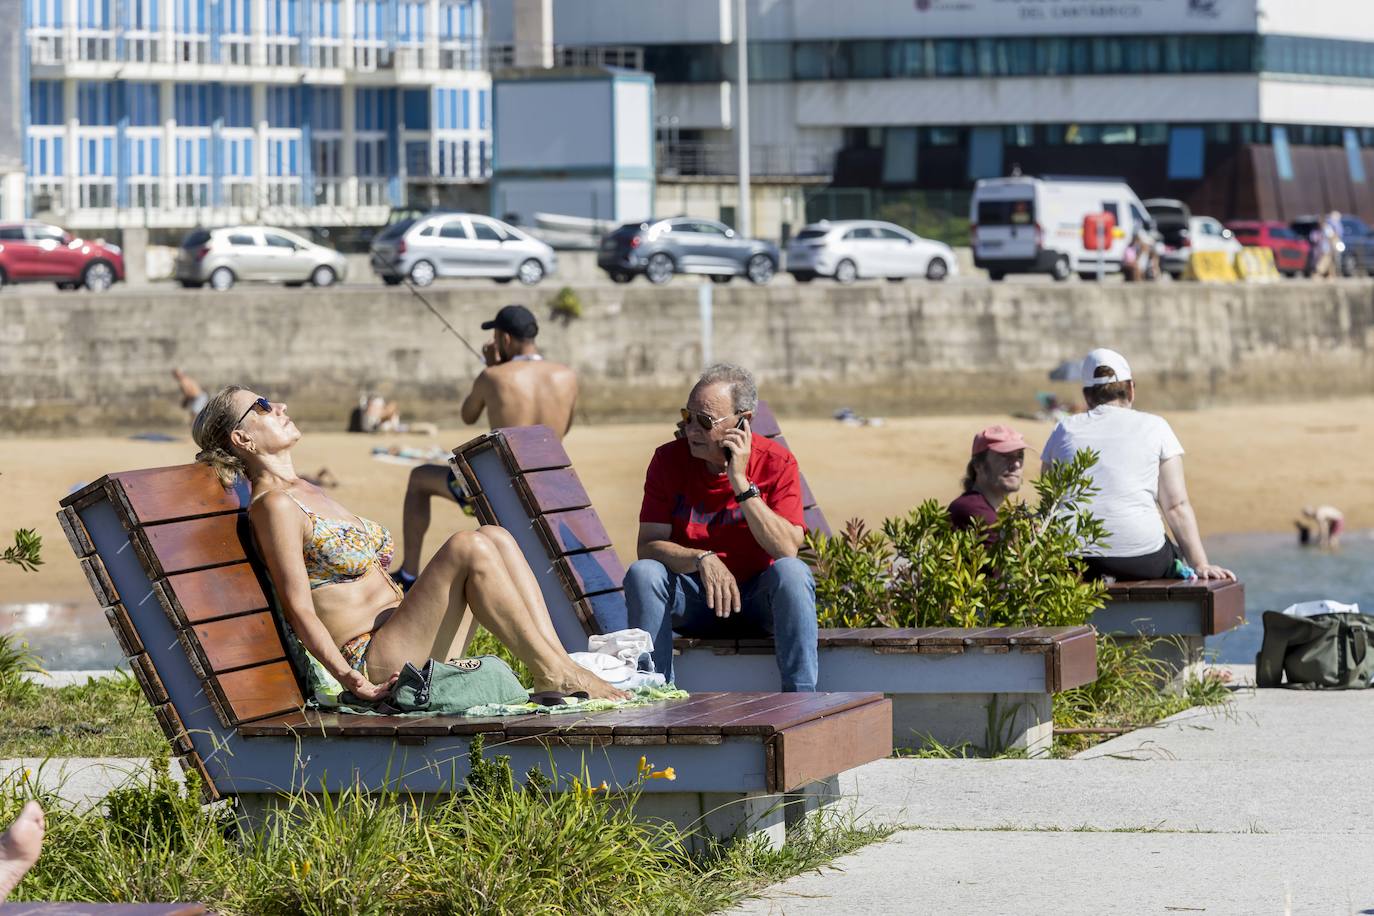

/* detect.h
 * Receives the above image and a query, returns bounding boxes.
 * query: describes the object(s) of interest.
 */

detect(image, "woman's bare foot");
[534,667,630,702]
[0,801,45,901]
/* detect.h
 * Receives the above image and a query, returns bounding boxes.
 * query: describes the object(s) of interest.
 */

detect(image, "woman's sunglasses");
[235,397,272,429]
[680,407,741,431]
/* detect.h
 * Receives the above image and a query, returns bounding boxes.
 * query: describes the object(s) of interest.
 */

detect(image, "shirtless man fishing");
[393,304,577,591]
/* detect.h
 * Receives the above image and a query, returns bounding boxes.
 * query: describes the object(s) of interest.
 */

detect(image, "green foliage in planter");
[806,448,1108,629]
[549,286,583,323]
[3,527,43,571]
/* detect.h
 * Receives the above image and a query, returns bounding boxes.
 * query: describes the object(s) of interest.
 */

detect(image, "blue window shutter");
[1272,126,1293,181]
[1166,126,1205,180]
[1345,128,1366,184]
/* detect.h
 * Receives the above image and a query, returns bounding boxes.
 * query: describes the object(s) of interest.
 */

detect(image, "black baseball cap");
[481,304,539,338]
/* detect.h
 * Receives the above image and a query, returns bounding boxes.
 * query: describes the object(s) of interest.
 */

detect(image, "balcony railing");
[25,28,487,70]
[487,42,643,70]
[656,141,834,178]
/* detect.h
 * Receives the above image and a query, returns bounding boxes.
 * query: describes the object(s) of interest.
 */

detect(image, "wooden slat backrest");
[455,426,629,650]
[59,465,306,737]
[750,401,832,537]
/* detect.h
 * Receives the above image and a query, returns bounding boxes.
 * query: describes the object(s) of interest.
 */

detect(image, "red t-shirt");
[638,434,805,582]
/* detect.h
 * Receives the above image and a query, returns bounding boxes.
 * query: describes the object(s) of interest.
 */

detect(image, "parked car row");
[596,216,957,285]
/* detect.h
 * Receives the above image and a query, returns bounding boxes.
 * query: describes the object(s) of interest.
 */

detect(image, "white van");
[970,176,1153,281]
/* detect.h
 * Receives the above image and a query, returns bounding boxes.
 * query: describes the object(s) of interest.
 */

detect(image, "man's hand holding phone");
[722,417,751,491]
[699,553,741,618]
[481,340,502,367]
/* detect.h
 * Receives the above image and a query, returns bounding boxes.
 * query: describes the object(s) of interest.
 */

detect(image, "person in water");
[191,386,626,703]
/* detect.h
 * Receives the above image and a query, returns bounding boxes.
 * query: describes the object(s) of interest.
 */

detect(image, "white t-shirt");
[1040,405,1184,557]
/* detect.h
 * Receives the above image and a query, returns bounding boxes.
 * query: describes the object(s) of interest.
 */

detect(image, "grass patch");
[0,671,165,759]
[1052,636,1233,757]
[2,740,891,915]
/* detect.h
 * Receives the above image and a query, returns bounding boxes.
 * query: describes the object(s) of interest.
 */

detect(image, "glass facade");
[645,33,1374,83]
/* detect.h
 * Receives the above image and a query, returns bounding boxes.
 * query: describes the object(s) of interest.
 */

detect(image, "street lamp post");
[734,0,750,237]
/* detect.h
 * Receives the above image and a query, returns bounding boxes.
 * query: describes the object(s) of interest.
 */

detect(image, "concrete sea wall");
[3,280,1374,432]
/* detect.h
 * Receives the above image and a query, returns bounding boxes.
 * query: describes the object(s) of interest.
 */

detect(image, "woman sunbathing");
[192,386,626,702]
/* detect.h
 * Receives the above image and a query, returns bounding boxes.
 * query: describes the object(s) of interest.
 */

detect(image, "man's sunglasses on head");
[235,397,272,428]
[680,407,744,431]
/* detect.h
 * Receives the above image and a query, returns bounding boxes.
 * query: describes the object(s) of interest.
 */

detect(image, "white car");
[786,220,958,283]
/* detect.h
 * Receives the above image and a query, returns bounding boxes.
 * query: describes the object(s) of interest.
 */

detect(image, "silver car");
[786,220,958,284]
[370,213,557,287]
[175,226,347,291]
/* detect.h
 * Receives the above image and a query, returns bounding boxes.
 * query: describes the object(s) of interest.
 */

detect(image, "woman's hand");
[340,669,397,701]
[1194,563,1236,581]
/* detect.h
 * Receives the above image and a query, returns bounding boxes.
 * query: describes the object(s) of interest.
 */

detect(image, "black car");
[1292,214,1374,276]
[597,217,780,285]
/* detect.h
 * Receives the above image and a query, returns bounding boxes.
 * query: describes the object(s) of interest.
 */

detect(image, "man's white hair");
[694,363,758,414]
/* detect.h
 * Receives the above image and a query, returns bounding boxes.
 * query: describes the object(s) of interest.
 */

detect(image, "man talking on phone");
[624,364,818,692]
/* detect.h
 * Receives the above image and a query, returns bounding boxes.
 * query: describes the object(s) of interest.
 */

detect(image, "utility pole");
[734,0,751,237]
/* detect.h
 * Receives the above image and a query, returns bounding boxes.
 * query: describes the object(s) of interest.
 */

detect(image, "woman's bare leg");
[0,802,44,902]
[367,531,627,700]
[475,525,568,655]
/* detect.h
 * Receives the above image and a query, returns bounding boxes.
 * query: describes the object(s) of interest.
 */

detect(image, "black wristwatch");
[734,483,761,504]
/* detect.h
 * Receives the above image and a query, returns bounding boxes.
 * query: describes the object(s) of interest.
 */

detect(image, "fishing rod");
[378,250,486,363]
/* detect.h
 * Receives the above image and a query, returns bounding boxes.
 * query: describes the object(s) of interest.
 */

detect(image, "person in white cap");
[1040,348,1235,581]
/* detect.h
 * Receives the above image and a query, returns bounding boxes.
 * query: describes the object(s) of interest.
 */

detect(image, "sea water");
[1204,529,1374,663]
[4,531,1369,670]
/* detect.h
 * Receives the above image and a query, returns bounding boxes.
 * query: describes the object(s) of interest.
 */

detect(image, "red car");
[1225,220,1311,277]
[0,221,124,291]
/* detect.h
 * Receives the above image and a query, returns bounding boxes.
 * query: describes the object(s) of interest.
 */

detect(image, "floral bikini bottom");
[339,632,373,673]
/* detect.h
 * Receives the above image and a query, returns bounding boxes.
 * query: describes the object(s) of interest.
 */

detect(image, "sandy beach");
[3,397,1372,604]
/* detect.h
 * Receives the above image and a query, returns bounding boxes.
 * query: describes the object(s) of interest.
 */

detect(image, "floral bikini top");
[285,493,396,590]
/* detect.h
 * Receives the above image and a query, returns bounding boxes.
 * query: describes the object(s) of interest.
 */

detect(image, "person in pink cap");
[948,424,1029,532]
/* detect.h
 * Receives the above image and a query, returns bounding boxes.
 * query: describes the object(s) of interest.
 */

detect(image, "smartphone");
[723,417,748,465]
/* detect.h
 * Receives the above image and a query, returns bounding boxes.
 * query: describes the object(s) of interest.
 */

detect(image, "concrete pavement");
[735,667,1374,915]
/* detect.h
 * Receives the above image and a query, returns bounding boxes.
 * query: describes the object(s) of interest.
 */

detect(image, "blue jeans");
[624,557,818,692]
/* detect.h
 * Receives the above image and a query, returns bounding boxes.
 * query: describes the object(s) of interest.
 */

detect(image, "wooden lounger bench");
[56,465,892,850]
[1095,578,1246,684]
[454,425,1098,756]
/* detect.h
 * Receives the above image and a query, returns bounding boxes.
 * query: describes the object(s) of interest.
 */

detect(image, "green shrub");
[2,527,43,572]
[806,448,1108,629]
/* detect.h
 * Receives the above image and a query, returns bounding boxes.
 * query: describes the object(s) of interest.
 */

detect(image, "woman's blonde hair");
[192,385,249,488]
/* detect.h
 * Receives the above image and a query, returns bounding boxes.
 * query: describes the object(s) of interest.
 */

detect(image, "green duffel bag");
[341,656,529,714]
[1256,611,1374,689]
[389,656,529,713]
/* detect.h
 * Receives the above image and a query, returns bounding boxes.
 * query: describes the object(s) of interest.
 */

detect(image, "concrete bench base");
[672,627,1097,758]
[888,692,1054,756]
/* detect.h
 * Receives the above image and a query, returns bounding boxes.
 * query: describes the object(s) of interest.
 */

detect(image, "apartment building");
[18,0,493,230]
